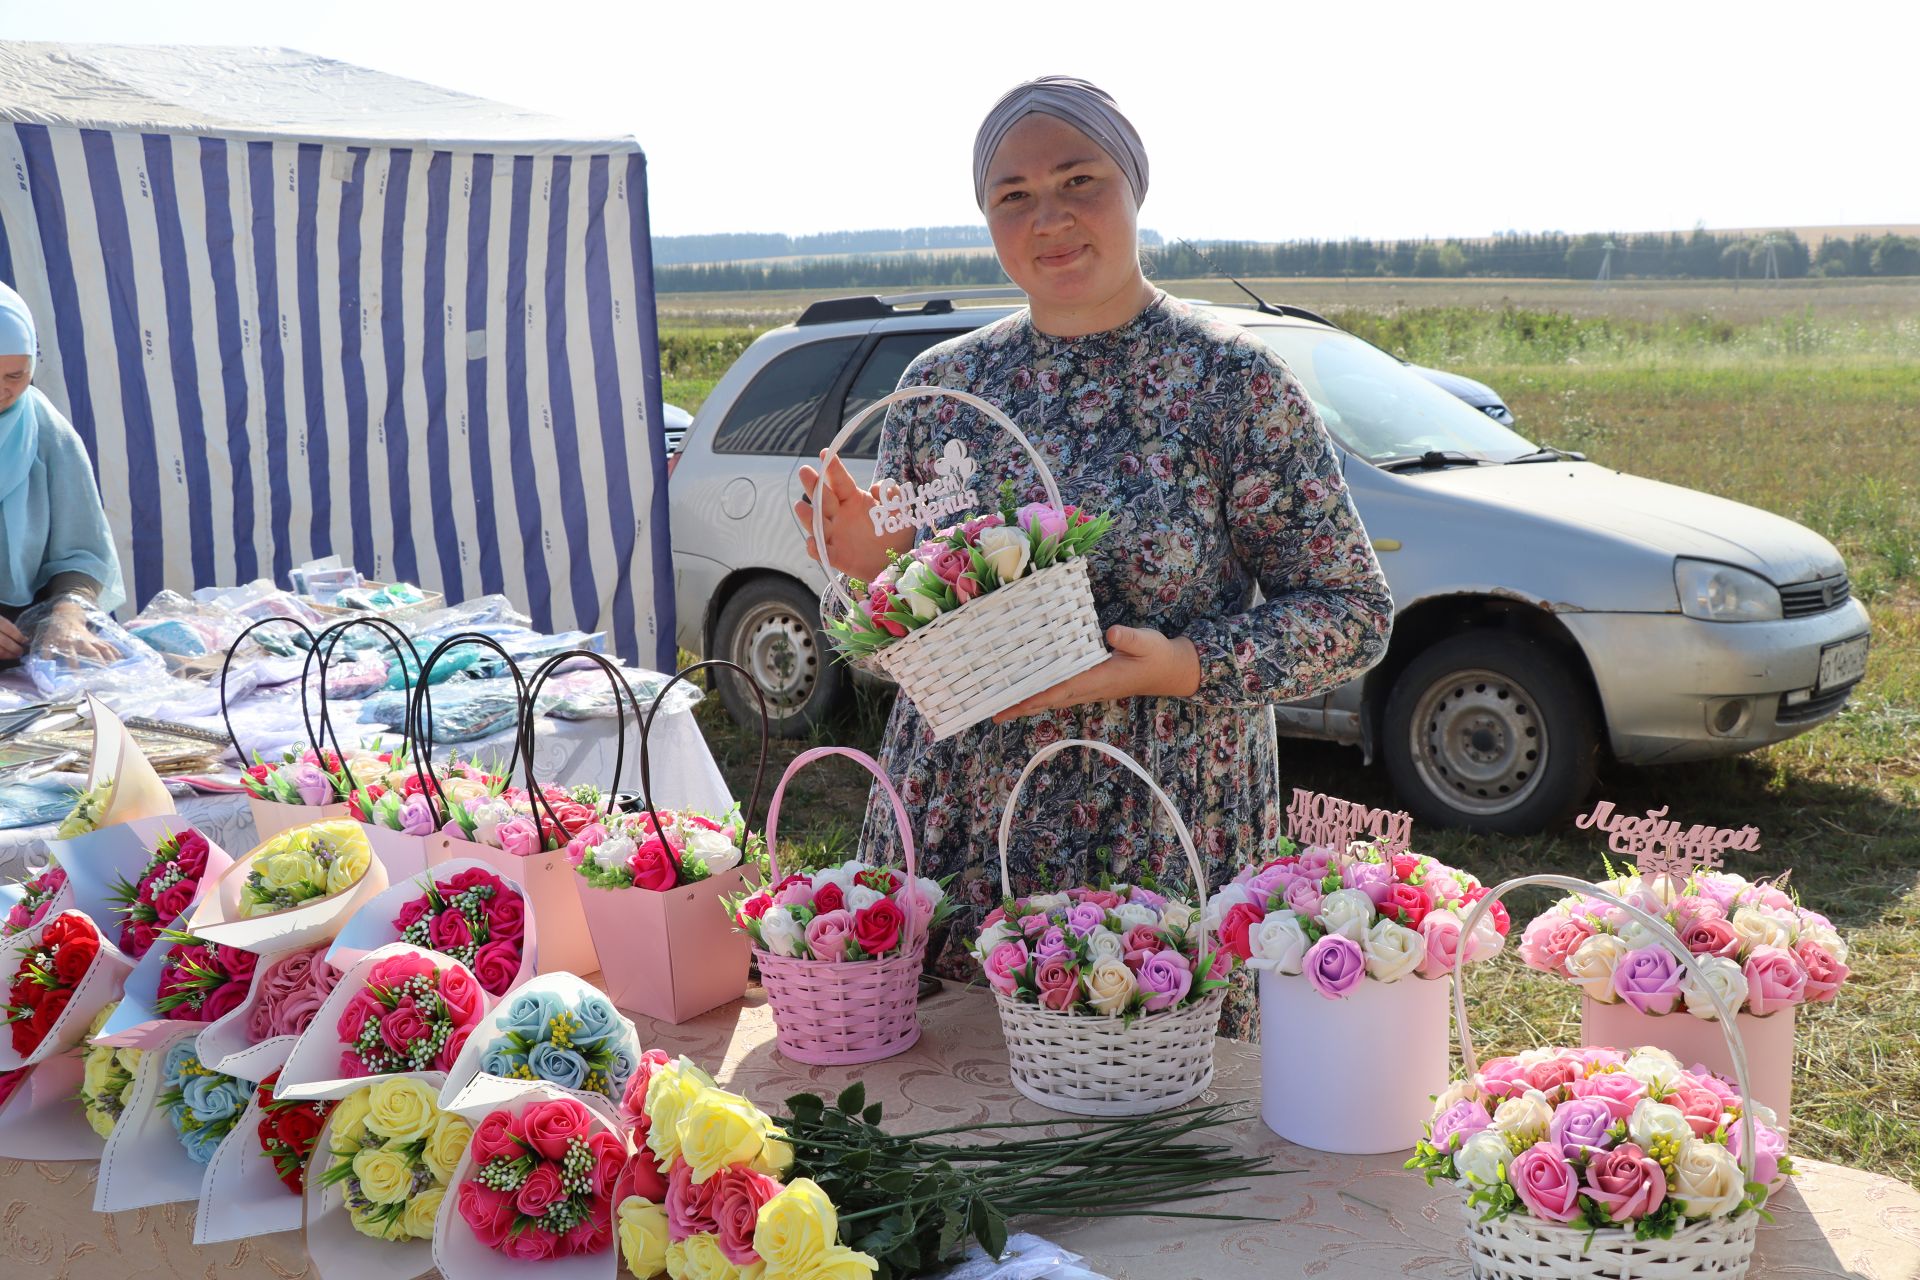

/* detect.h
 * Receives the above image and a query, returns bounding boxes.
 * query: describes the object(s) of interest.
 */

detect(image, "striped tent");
[0,42,673,668]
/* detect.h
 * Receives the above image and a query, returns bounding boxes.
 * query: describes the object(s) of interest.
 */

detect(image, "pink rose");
[1728,1116,1790,1190]
[804,909,856,963]
[515,1163,565,1217]
[618,1048,675,1128]
[589,1130,626,1199]
[1475,1056,1533,1100]
[379,999,431,1054]
[1509,1142,1582,1222]
[984,940,1031,996]
[1523,1053,1580,1094]
[470,1111,523,1165]
[1793,938,1847,1002]
[470,941,522,996]
[1416,910,1463,979]
[366,952,438,988]
[1016,502,1068,539]
[202,980,250,1024]
[1665,1080,1729,1138]
[1584,1142,1668,1222]
[1567,1070,1649,1121]
[711,1165,784,1265]
[503,1224,560,1261]
[1122,924,1162,956]
[458,1180,517,1250]
[495,815,542,858]
[927,546,971,587]
[1679,914,1741,959]
[336,990,381,1044]
[1743,944,1807,1014]
[427,908,474,953]
[439,965,485,1027]
[486,891,526,941]
[1034,958,1080,1012]
[394,896,433,932]
[1518,912,1594,975]
[272,988,328,1038]
[522,1097,593,1162]
[667,1157,722,1238]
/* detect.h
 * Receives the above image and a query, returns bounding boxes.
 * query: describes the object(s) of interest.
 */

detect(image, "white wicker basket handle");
[1454,874,1758,1181]
[762,746,925,943]
[994,738,1209,904]
[813,384,1062,616]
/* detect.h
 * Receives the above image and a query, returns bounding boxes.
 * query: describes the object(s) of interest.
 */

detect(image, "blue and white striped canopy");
[0,44,673,668]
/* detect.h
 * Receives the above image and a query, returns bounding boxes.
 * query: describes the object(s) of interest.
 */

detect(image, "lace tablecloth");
[2,984,1916,1280]
[0,707,731,879]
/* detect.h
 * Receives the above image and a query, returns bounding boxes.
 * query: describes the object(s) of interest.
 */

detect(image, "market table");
[0,705,732,880]
[2,985,1914,1280]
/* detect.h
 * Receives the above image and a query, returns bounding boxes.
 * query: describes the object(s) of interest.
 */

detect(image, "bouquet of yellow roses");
[314,1074,472,1244]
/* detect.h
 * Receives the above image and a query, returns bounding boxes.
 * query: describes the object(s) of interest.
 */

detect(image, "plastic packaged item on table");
[0,779,87,831]
[927,1234,1107,1280]
[15,597,171,703]
[402,593,531,637]
[125,590,249,660]
[193,579,327,628]
[364,678,520,744]
[533,665,701,721]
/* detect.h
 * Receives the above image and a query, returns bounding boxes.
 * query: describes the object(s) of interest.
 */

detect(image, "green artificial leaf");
[786,1094,825,1123]
[863,1102,885,1125]
[837,1082,866,1115]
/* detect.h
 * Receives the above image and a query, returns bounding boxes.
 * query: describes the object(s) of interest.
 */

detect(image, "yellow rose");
[367,1077,440,1142]
[325,841,372,896]
[85,1102,116,1141]
[618,1196,670,1278]
[666,1233,741,1280]
[679,1088,778,1184]
[422,1112,473,1184]
[751,1179,839,1274]
[329,1086,376,1146]
[353,1145,415,1205]
[349,1203,411,1242]
[260,847,321,893]
[87,1002,117,1038]
[114,1047,143,1077]
[82,1047,114,1100]
[753,1131,795,1179]
[785,1245,878,1280]
[402,1185,445,1240]
[645,1057,715,1168]
[444,777,489,810]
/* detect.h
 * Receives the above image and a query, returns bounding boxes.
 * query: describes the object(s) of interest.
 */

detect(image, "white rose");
[1730,907,1791,952]
[1628,1098,1693,1150]
[911,876,945,908]
[593,834,637,872]
[976,526,1031,584]
[1318,888,1376,942]
[974,920,1019,958]
[1201,883,1256,938]
[759,906,806,958]
[1247,910,1310,975]
[1757,905,1801,946]
[470,798,516,845]
[1671,1138,1744,1218]
[682,826,740,872]
[1085,927,1124,963]
[1747,1100,1780,1130]
[1084,959,1137,1017]
[1490,1091,1553,1142]
[1453,1131,1509,1188]
[1680,955,1749,1021]
[1800,923,1847,965]
[895,560,943,621]
[1160,901,1196,934]
[1616,918,1662,952]
[847,885,883,913]
[1432,1079,1481,1114]
[1112,903,1157,931]
[1362,918,1427,983]
[1464,912,1506,963]
[1623,1047,1685,1094]
[1026,892,1069,913]
[811,866,858,898]
[1565,934,1630,1003]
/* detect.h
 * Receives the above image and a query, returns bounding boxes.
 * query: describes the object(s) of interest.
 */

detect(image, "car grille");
[1777,681,1858,725]
[1780,574,1850,619]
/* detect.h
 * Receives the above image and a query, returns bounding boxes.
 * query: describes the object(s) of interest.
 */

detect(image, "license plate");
[1817,633,1870,692]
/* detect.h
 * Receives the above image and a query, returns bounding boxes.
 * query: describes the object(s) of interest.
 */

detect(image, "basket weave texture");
[989,738,1221,1116]
[755,746,926,1066]
[1460,1201,1758,1280]
[816,385,1108,743]
[872,555,1105,742]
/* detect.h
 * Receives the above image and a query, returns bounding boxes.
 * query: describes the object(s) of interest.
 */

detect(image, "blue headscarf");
[0,282,125,613]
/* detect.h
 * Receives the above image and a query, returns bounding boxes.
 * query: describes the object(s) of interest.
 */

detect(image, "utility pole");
[1762,234,1781,282]
[1594,239,1616,289]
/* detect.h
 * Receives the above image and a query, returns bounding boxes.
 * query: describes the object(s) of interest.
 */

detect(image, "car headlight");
[1674,559,1783,622]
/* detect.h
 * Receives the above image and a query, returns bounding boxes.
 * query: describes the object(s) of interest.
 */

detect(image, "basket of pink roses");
[817,385,1111,742]
[1409,874,1792,1280]
[974,739,1235,1116]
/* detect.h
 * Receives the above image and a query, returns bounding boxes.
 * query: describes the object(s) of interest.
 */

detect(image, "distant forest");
[653,227,1920,292]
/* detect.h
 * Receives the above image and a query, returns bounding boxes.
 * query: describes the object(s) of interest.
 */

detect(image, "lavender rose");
[1303,933,1366,1000]
[1428,1098,1493,1153]
[1548,1095,1617,1159]
[1611,945,1684,1015]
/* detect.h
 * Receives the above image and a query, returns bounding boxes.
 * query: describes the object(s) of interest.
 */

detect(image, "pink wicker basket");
[755,746,927,1065]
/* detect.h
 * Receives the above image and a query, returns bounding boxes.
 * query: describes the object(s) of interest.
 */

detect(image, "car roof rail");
[796,287,1029,326]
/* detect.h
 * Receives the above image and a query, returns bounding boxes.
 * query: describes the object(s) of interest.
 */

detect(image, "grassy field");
[671,276,1920,1186]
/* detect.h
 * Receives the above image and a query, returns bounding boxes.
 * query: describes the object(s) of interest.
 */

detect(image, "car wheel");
[1381,631,1597,835]
[713,577,848,737]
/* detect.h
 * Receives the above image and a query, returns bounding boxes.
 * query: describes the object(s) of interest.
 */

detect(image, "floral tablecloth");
[3,985,1916,1280]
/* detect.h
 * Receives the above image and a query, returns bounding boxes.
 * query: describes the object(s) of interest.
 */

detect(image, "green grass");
[670,286,1920,1187]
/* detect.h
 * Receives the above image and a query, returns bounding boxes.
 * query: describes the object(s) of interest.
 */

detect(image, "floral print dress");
[851,293,1393,1037]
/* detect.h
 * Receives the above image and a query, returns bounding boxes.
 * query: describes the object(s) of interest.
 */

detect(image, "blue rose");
[527,1041,590,1091]
[162,1040,200,1088]
[180,1121,224,1164]
[183,1074,244,1125]
[481,1041,526,1079]
[604,1044,637,1089]
[498,989,565,1039]
[568,993,622,1050]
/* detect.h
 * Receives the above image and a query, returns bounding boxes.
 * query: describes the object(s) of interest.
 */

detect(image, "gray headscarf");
[972,75,1148,211]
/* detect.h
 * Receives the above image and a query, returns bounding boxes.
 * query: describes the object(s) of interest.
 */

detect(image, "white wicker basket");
[987,738,1222,1116]
[814,386,1108,741]
[1451,876,1765,1280]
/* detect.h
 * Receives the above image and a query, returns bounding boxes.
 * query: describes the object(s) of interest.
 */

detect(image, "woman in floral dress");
[797,77,1393,1035]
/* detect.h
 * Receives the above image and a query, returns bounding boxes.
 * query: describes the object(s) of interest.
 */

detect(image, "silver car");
[670,290,1870,833]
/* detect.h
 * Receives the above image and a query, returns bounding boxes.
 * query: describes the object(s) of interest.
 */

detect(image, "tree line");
[653,226,1166,266]
[654,227,1920,292]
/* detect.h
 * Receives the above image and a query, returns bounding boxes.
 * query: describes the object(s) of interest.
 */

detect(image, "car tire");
[713,576,848,738]
[1381,631,1598,835]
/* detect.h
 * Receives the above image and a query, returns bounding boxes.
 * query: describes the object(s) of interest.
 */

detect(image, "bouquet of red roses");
[392,867,528,997]
[455,1093,625,1260]
[154,935,259,1023]
[337,950,485,1077]
[254,1069,333,1194]
[6,910,104,1056]
[109,828,216,958]
[2,864,69,936]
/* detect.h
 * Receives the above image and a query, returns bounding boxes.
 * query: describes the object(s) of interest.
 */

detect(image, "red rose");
[400,773,426,797]
[427,908,474,953]
[855,868,901,894]
[485,892,526,941]
[1218,902,1266,961]
[52,934,100,985]
[246,763,271,783]
[622,1148,668,1203]
[348,785,383,823]
[153,879,196,924]
[470,941,523,996]
[1378,882,1433,930]
[851,899,904,957]
[448,867,502,895]
[738,893,773,925]
[628,838,680,892]
[274,1103,326,1148]
[120,920,162,959]
[393,896,433,932]
[811,882,846,915]
[617,1048,674,1127]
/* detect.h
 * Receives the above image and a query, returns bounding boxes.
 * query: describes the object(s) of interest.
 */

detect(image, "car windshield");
[1249,325,1536,465]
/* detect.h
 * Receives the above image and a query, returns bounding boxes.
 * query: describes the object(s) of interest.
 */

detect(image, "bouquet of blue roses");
[471,979,640,1106]
[157,1038,256,1164]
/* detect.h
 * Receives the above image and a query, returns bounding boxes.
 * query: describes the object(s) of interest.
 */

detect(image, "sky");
[2,0,1915,244]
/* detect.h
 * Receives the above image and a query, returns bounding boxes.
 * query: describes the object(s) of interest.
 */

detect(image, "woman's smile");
[1036,244,1090,268]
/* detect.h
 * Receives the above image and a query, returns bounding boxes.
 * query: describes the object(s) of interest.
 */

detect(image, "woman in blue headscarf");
[0,282,123,665]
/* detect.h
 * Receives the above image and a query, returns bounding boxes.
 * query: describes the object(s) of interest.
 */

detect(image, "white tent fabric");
[0,43,674,668]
